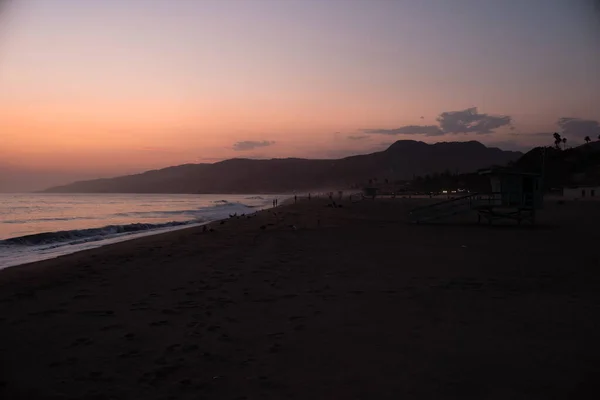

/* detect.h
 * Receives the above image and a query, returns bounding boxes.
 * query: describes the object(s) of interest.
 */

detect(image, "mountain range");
[42,140,522,194]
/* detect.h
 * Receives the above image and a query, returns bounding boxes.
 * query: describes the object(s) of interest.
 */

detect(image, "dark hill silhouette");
[43,140,522,194]
[514,141,600,189]
[406,141,600,194]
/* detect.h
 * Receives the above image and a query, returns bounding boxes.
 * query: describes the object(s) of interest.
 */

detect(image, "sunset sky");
[1,0,599,191]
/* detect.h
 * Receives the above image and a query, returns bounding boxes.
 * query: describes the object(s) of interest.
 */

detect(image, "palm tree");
[553,132,562,149]
[562,137,567,150]
[585,136,591,144]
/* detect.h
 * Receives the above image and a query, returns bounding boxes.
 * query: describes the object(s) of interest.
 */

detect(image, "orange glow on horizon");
[1,0,598,183]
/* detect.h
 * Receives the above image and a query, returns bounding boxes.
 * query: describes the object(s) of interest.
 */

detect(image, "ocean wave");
[0,194,278,269]
[212,200,254,208]
[1,221,193,246]
[1,202,261,247]
[112,210,202,218]
[111,202,256,218]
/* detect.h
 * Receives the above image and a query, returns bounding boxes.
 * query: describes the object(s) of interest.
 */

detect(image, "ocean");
[0,193,280,270]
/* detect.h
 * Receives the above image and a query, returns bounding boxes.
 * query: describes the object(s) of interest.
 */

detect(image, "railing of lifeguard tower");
[408,191,536,223]
[409,193,482,222]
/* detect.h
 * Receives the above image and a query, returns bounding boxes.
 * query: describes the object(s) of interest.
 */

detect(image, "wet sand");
[1,198,599,399]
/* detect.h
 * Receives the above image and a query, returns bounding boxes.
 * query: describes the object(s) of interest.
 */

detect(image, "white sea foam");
[0,193,284,269]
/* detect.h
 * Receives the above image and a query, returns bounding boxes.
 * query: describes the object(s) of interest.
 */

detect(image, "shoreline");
[1,198,599,398]
[0,221,207,272]
[0,197,287,271]
[0,199,296,275]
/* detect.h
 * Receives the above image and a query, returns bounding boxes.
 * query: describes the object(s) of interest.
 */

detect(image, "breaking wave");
[0,194,281,269]
[1,221,194,246]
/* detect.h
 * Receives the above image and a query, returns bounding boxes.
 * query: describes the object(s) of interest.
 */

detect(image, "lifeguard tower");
[409,168,543,225]
[362,187,378,199]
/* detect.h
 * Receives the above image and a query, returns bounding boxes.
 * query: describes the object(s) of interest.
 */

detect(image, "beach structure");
[362,187,378,199]
[409,168,543,225]
[563,185,599,199]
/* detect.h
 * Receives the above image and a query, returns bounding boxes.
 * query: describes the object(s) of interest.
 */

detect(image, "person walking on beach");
[294,195,297,204]
[308,193,311,201]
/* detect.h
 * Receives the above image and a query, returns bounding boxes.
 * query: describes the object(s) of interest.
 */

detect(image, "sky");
[1,0,599,191]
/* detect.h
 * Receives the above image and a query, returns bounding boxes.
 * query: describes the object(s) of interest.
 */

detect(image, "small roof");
[478,167,540,177]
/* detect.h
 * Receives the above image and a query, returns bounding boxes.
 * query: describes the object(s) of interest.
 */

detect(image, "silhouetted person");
[294,195,297,204]
[308,193,311,201]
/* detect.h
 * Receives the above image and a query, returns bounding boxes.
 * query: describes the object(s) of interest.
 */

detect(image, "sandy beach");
[1,197,599,399]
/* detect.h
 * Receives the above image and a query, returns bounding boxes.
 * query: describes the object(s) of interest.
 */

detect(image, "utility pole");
[540,147,546,192]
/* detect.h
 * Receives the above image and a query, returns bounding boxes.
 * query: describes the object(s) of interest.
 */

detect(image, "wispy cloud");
[232,140,275,151]
[347,135,368,140]
[437,108,511,134]
[513,118,600,142]
[514,132,554,137]
[362,107,512,137]
[557,118,600,139]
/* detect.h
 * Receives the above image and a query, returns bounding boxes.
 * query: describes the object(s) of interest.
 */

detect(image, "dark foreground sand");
[1,198,599,399]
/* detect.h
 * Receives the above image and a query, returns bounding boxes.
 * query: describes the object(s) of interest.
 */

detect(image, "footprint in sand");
[130,305,152,311]
[176,300,200,309]
[149,320,170,327]
[72,294,92,300]
[68,337,94,348]
[182,344,199,353]
[79,310,114,317]
[161,308,180,315]
[179,378,193,387]
[99,323,123,331]
[119,350,142,359]
[48,357,78,368]
[166,344,181,352]
[219,333,231,342]
[29,309,67,316]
